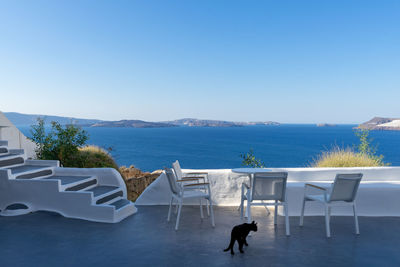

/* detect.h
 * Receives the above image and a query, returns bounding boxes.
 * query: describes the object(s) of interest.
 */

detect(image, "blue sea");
[18,125,400,171]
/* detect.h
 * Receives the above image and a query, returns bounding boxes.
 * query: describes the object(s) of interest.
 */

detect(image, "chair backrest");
[251,172,288,201]
[329,173,363,202]
[164,167,181,195]
[172,160,183,180]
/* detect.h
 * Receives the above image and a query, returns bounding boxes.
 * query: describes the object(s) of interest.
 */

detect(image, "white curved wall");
[136,167,400,216]
[0,111,36,159]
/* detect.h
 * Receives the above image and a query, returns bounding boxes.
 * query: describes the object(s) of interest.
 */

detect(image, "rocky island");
[165,118,280,127]
[90,120,176,128]
[317,123,337,127]
[92,118,280,128]
[358,117,400,131]
[4,112,281,128]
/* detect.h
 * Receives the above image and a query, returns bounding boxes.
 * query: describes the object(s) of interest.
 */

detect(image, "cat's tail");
[223,238,234,252]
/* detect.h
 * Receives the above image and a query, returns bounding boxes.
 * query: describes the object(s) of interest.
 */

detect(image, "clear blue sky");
[1,0,399,123]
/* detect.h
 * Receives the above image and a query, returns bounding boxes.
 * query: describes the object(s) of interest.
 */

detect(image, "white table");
[232,168,272,187]
[232,168,272,217]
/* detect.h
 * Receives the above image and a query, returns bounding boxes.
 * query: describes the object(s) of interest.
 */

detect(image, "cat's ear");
[252,221,255,224]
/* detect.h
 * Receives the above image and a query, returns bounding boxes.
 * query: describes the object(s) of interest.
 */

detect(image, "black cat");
[224,221,258,255]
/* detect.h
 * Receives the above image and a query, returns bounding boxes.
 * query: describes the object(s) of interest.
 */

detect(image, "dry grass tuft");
[311,146,386,167]
[78,145,118,169]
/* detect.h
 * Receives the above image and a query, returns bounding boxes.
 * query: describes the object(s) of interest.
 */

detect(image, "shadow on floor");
[1,206,399,267]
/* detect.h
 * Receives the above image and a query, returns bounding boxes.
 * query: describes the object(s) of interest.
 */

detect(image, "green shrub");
[240,149,265,168]
[78,145,118,169]
[311,146,385,167]
[30,118,88,167]
[29,119,118,169]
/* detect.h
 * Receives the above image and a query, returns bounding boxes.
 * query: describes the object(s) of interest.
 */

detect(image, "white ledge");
[136,167,400,216]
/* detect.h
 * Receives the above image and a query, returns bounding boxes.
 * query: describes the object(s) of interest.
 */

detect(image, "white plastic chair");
[165,168,215,230]
[172,160,208,183]
[299,173,363,238]
[172,160,210,214]
[240,172,290,236]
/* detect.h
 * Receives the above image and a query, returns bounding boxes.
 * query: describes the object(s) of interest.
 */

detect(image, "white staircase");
[0,140,136,223]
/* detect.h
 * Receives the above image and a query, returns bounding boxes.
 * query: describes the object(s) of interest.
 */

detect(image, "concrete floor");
[1,206,400,267]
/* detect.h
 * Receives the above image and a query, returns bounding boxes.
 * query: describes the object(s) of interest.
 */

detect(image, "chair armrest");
[185,172,208,175]
[305,183,327,191]
[182,176,204,179]
[184,182,209,187]
[177,178,199,182]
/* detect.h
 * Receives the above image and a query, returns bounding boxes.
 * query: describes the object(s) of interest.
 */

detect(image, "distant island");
[162,118,280,127]
[85,118,280,128]
[4,112,280,128]
[91,120,175,128]
[358,117,400,131]
[316,123,337,127]
[4,112,102,126]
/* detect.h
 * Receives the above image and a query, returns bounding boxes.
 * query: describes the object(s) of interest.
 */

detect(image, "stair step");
[96,191,123,204]
[86,185,119,197]
[43,175,97,190]
[0,153,24,161]
[0,157,25,168]
[0,153,11,158]
[108,198,132,210]
[0,140,8,146]
[16,169,53,179]
[85,185,123,204]
[43,175,93,185]
[8,165,53,179]
[65,179,97,191]
[9,165,49,174]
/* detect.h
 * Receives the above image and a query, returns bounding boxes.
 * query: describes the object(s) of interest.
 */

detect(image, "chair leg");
[300,197,306,226]
[175,201,183,231]
[353,203,360,235]
[209,198,215,227]
[175,201,178,214]
[247,200,252,223]
[325,205,331,238]
[274,200,278,225]
[265,206,271,216]
[261,200,271,215]
[240,196,244,220]
[239,184,245,213]
[167,196,173,222]
[284,203,290,236]
[199,199,204,219]
[206,199,210,216]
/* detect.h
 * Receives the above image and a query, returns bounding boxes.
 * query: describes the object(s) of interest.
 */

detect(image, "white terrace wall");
[0,111,36,158]
[136,167,400,216]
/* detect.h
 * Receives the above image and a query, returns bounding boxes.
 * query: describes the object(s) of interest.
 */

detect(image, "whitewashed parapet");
[0,111,36,159]
[136,167,400,216]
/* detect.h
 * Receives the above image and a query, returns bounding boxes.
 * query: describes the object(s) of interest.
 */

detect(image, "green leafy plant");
[354,128,385,165]
[240,149,265,168]
[30,117,47,159]
[30,118,89,167]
